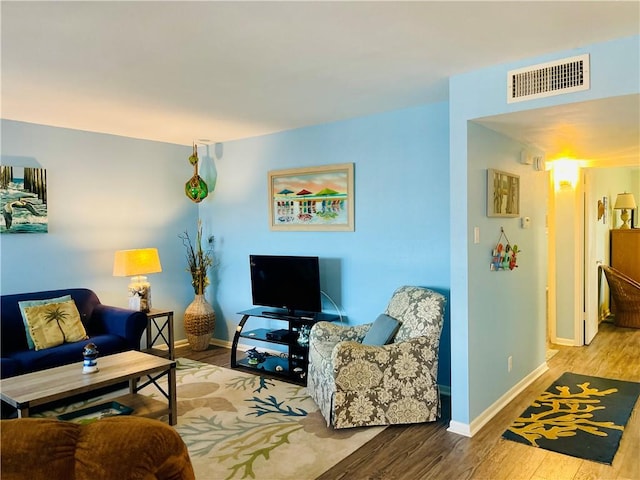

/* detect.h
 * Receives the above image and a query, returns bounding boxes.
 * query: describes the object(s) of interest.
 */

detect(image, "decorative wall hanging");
[598,196,608,224]
[0,165,48,234]
[268,163,354,231]
[185,143,208,203]
[487,169,520,217]
[491,227,520,271]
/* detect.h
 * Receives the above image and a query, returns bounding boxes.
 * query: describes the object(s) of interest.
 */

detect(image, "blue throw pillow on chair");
[362,314,400,346]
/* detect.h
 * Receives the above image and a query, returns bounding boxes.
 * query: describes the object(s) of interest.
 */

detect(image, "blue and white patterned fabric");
[307,286,446,429]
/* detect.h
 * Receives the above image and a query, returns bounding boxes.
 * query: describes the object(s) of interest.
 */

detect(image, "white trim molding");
[447,361,548,437]
[447,420,472,437]
[554,337,579,347]
[210,338,232,349]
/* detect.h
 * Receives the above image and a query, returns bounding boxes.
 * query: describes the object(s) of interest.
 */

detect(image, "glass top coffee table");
[0,350,177,425]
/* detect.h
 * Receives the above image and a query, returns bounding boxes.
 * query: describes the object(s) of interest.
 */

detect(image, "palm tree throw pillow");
[20,299,88,350]
[19,295,71,349]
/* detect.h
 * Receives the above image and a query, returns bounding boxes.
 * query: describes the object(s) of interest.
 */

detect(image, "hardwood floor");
[177,322,640,480]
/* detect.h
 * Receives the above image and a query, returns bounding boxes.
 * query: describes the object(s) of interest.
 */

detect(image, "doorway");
[547,164,639,348]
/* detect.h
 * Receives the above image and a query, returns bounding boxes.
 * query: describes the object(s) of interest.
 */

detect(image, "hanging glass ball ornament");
[188,143,199,166]
[185,143,209,203]
[185,174,208,203]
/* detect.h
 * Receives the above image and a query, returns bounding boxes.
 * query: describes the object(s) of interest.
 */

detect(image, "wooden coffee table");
[0,350,177,425]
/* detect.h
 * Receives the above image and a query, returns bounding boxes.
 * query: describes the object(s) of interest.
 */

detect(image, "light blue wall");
[1,107,452,385]
[449,35,639,426]
[198,103,452,384]
[466,122,548,417]
[0,120,197,340]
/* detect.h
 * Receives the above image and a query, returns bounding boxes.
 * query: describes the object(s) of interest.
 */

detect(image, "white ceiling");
[1,1,639,164]
[476,94,640,167]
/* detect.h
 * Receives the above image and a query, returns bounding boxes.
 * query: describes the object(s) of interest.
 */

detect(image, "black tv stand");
[261,310,287,318]
[260,310,315,321]
[230,307,339,385]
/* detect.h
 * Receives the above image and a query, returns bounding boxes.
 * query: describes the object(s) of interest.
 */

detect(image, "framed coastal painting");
[487,168,520,218]
[268,163,354,231]
[0,166,48,234]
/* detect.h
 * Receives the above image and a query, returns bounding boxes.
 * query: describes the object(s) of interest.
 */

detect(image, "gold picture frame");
[268,163,354,231]
[487,168,520,218]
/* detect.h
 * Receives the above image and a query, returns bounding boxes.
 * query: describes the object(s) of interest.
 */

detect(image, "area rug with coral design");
[37,358,384,479]
[503,372,640,464]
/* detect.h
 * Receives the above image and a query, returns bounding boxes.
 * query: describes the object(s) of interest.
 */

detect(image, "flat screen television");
[249,255,321,316]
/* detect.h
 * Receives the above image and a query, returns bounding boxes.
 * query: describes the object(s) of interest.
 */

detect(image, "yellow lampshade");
[113,248,162,277]
[614,192,637,210]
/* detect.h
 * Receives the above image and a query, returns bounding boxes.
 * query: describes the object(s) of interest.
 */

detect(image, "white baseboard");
[554,337,578,346]
[210,338,231,349]
[447,420,472,437]
[447,361,548,438]
[144,340,186,351]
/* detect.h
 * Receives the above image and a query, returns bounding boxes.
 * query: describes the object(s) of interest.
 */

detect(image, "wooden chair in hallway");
[602,265,640,329]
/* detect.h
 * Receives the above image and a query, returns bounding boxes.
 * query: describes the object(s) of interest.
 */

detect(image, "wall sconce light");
[185,143,209,203]
[113,248,162,312]
[553,159,579,190]
[614,192,637,229]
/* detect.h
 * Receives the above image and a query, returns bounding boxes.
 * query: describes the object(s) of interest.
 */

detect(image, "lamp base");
[128,275,152,312]
[619,209,631,229]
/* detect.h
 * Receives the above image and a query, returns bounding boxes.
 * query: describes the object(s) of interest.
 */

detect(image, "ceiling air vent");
[507,54,589,103]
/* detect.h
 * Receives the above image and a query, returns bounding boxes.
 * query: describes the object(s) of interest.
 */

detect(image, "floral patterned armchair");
[307,286,446,429]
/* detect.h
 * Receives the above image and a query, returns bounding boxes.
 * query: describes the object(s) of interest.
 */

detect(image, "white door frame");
[583,170,598,345]
[547,166,585,347]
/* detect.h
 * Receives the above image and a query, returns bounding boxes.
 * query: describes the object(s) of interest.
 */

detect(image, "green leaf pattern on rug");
[172,360,314,479]
[507,381,625,446]
[177,384,308,479]
[215,418,305,479]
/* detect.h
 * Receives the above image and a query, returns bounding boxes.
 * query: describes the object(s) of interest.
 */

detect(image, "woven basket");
[184,294,216,351]
[602,265,640,329]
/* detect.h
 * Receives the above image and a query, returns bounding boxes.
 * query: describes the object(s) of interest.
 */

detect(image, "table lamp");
[614,192,637,229]
[113,248,162,312]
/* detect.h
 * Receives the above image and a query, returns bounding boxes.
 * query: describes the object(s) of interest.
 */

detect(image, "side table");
[143,309,175,360]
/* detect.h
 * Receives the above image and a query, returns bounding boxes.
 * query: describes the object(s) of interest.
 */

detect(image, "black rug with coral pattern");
[503,372,640,464]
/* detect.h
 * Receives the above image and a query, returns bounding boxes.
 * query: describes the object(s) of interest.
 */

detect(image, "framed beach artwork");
[487,168,520,218]
[268,163,354,231]
[0,165,48,234]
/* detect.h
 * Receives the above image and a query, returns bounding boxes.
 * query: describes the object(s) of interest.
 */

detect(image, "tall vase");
[184,294,215,351]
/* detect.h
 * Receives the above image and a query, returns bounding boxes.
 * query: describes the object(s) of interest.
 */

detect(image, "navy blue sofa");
[1,288,147,379]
